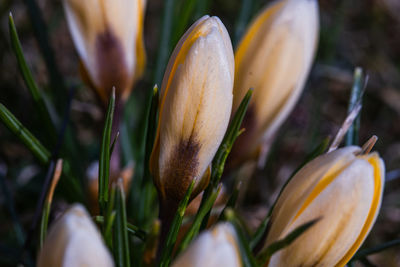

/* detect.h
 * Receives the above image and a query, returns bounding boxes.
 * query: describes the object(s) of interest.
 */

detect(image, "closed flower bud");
[263,146,384,267]
[37,204,114,267]
[63,0,146,104]
[230,0,319,166]
[172,223,242,267]
[150,16,234,203]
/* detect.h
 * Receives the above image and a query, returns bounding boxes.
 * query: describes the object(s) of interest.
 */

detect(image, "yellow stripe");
[234,0,285,73]
[293,160,350,221]
[151,21,209,158]
[335,154,382,267]
[134,0,146,81]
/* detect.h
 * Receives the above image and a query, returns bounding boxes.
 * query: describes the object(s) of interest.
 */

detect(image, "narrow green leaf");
[345,67,364,146]
[351,239,400,261]
[97,211,147,243]
[218,182,241,222]
[159,179,196,267]
[39,202,50,248]
[104,185,116,248]
[110,132,120,158]
[257,218,320,264]
[143,85,159,184]
[249,214,270,250]
[140,85,160,226]
[126,223,147,241]
[8,13,56,144]
[39,159,62,248]
[199,88,253,230]
[177,186,221,253]
[105,212,116,247]
[98,88,116,213]
[114,180,131,267]
[0,103,50,164]
[212,88,254,183]
[21,0,68,111]
[225,209,258,267]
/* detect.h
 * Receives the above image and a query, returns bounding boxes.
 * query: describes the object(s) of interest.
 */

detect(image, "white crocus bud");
[150,15,234,204]
[63,0,146,104]
[229,0,319,167]
[263,146,384,267]
[172,223,242,267]
[37,204,114,267]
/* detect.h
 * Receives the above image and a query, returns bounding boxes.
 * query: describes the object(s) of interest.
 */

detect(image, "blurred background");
[0,0,399,265]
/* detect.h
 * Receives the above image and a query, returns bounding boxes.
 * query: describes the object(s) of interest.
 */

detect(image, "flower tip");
[38,203,114,267]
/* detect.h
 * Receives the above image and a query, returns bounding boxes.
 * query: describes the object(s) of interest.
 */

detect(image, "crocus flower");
[262,146,384,267]
[63,0,146,104]
[37,204,114,267]
[229,0,319,166]
[150,15,234,204]
[172,223,242,267]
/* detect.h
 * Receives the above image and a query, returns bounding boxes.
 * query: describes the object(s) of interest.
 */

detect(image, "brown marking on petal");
[163,137,201,202]
[95,28,131,104]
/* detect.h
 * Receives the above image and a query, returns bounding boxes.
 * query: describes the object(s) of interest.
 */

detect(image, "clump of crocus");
[262,146,384,267]
[37,204,114,267]
[150,15,234,206]
[63,0,146,104]
[229,0,319,167]
[172,223,242,267]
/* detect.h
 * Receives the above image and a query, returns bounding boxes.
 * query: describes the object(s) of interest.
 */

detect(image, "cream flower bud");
[63,0,146,104]
[172,223,242,267]
[150,16,234,203]
[37,204,114,267]
[230,0,319,165]
[263,146,384,267]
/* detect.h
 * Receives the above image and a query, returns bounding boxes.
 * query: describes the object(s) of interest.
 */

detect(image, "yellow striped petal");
[230,0,319,165]
[263,147,385,267]
[150,16,234,203]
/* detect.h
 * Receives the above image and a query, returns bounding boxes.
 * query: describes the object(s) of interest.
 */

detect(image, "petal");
[231,0,319,162]
[265,146,361,245]
[150,16,234,201]
[269,157,375,267]
[172,223,241,267]
[37,204,114,267]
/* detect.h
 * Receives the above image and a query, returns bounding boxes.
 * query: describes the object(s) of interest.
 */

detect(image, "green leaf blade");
[345,67,364,146]
[114,181,131,267]
[0,103,50,164]
[199,88,253,230]
[177,186,221,253]
[159,179,196,267]
[98,88,116,213]
[8,13,56,144]
[257,218,320,264]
